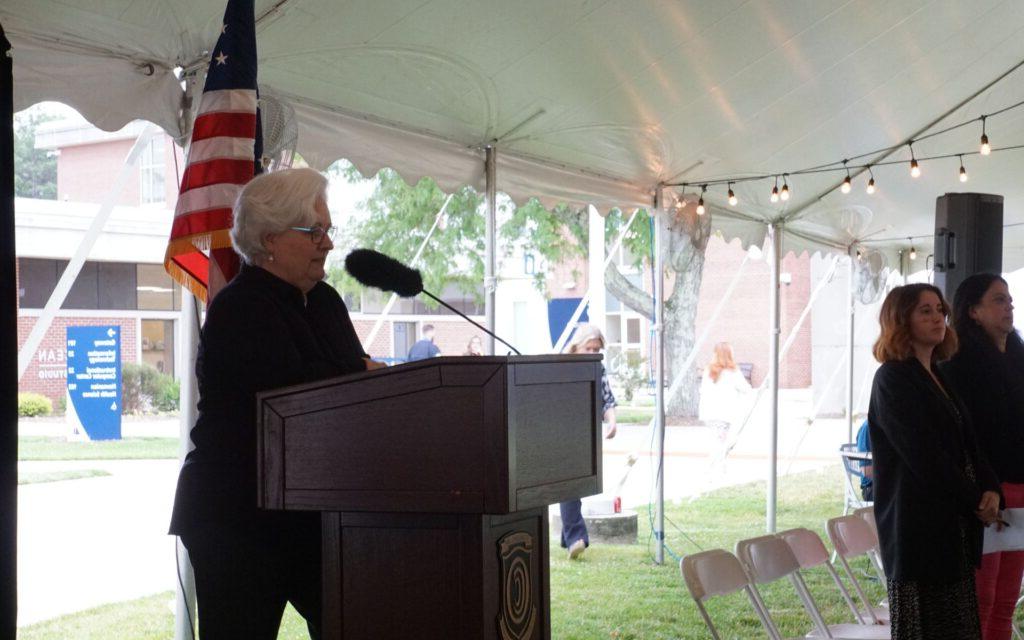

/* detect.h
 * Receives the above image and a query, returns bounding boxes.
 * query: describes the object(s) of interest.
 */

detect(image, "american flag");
[164,0,262,303]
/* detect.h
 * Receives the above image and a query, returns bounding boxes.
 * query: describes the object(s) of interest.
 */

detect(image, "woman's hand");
[976,490,1001,525]
[363,358,386,371]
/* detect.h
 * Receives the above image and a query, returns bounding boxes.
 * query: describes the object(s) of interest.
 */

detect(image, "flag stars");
[214,51,228,66]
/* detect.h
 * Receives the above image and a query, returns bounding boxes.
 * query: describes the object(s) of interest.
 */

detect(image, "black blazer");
[941,333,1024,484]
[169,265,369,536]
[867,358,1000,582]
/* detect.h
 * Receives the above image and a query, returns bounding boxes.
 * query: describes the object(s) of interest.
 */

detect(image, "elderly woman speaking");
[169,167,381,639]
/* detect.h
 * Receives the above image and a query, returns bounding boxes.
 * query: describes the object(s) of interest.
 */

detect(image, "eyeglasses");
[289,224,338,244]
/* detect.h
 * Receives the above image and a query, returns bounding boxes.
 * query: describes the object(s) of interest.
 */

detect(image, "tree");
[329,165,711,416]
[14,108,58,199]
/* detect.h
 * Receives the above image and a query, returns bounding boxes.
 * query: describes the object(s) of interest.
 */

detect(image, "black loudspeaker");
[933,193,1003,301]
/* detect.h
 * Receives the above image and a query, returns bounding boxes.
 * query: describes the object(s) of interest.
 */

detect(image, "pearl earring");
[268,254,275,262]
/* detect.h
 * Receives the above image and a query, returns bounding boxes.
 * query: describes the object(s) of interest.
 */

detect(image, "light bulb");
[910,159,921,178]
[910,247,917,261]
[696,197,706,215]
[841,176,852,194]
[866,178,876,194]
[959,165,968,182]
[856,249,863,261]
[780,183,790,201]
[980,133,991,155]
[728,189,737,206]
[770,186,779,203]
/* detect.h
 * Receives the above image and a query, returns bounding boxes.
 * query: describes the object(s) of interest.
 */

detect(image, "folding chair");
[735,534,890,639]
[852,507,885,577]
[780,527,888,627]
[839,444,872,515]
[680,548,779,639]
[827,515,890,622]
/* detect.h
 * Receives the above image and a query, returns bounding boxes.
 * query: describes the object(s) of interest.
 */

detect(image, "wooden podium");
[257,355,603,639]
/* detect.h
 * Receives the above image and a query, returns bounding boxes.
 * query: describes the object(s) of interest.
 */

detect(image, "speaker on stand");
[933,193,1003,302]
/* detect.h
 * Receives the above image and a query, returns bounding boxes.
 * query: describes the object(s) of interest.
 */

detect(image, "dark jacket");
[941,332,1024,484]
[867,358,1000,582]
[169,265,368,536]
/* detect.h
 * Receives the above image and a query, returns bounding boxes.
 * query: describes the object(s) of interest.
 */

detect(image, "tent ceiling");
[5,0,1024,262]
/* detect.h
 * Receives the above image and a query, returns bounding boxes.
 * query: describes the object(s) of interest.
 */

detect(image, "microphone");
[345,249,521,355]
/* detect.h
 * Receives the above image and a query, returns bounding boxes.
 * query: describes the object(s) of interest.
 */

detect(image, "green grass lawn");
[614,406,655,424]
[18,469,110,485]
[18,437,178,461]
[17,466,889,639]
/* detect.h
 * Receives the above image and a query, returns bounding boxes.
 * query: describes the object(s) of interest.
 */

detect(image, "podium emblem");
[497,531,537,640]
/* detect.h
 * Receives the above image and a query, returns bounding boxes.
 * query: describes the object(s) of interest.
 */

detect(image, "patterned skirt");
[887,571,981,640]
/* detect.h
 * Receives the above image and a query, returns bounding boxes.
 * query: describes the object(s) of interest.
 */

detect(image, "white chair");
[852,507,886,578]
[680,548,779,639]
[735,534,890,639]
[779,527,887,627]
[827,515,890,621]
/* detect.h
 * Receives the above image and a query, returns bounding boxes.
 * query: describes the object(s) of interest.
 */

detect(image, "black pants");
[180,518,322,640]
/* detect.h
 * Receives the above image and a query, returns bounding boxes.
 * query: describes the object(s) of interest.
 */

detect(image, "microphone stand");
[419,290,521,356]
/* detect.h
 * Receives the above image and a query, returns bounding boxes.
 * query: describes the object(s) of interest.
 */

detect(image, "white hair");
[231,167,328,265]
[567,323,606,353]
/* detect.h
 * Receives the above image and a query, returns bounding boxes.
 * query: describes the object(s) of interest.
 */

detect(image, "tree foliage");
[14,108,58,199]
[327,164,710,415]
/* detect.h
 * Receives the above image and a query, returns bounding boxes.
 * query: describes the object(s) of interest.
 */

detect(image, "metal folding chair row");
[681,513,891,639]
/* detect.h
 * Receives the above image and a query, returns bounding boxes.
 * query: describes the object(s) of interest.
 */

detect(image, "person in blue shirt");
[407,324,441,361]
[856,418,873,501]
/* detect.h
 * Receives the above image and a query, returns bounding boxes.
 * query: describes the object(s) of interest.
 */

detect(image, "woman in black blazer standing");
[943,273,1023,640]
[868,283,1002,640]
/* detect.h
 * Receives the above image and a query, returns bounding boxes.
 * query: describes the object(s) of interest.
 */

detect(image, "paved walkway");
[17,391,854,626]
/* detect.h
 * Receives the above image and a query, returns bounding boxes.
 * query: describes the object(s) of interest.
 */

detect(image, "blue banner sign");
[66,326,122,440]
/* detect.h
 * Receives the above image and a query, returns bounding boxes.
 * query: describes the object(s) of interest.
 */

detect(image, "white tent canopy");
[5,0,1024,261]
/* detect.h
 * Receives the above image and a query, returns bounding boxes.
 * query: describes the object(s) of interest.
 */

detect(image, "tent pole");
[1,24,18,637]
[767,223,781,533]
[653,190,666,564]
[846,246,856,442]
[174,290,199,640]
[587,205,606,333]
[484,145,497,355]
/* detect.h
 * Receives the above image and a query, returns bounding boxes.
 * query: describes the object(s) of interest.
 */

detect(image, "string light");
[668,99,1024,203]
[909,143,921,178]
[856,248,863,261]
[676,189,688,210]
[696,185,707,215]
[909,237,917,261]
[980,116,991,155]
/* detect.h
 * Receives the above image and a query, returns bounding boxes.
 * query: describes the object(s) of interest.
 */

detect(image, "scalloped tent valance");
[6,0,1024,268]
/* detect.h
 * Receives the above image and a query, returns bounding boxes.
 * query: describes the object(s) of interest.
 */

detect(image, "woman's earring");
[268,254,275,262]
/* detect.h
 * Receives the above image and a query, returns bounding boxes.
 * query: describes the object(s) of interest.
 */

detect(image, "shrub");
[54,394,67,416]
[18,393,53,417]
[122,362,179,414]
[153,377,180,413]
[121,362,146,414]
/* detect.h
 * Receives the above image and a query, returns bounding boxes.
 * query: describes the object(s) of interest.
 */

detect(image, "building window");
[17,258,180,311]
[136,264,180,311]
[141,319,175,376]
[140,136,166,204]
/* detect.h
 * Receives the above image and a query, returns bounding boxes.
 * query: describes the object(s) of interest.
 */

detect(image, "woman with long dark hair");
[942,273,1022,640]
[868,283,1001,640]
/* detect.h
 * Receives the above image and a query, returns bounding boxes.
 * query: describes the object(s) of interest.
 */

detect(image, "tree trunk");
[602,208,712,418]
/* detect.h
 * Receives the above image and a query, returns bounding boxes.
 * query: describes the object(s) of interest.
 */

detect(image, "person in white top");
[698,342,751,473]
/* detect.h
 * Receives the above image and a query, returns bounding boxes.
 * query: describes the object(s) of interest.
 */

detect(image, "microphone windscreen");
[345,249,424,297]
